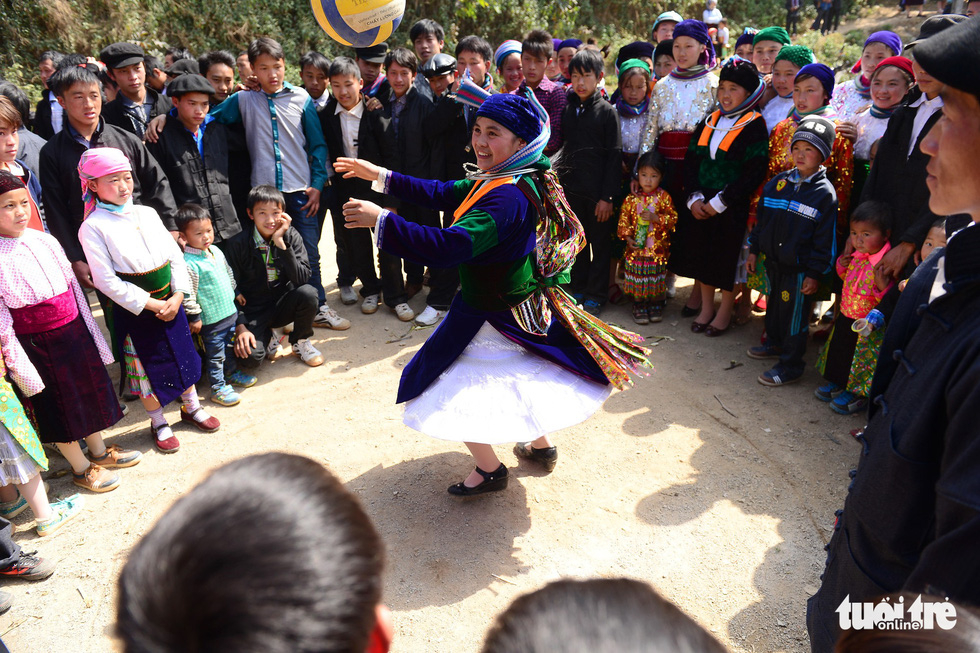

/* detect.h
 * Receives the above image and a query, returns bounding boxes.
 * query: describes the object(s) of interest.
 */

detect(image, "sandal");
[447,464,509,496]
[632,303,650,325]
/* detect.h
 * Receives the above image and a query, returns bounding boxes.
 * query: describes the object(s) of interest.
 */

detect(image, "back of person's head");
[39,50,65,68]
[248,37,285,65]
[165,46,192,63]
[55,53,88,72]
[48,63,101,98]
[850,200,893,235]
[299,50,331,76]
[329,56,361,81]
[409,18,445,43]
[522,29,555,60]
[197,50,236,77]
[456,35,493,62]
[247,184,286,211]
[384,47,419,75]
[637,150,668,177]
[568,49,603,77]
[174,203,211,232]
[0,84,29,128]
[117,453,385,653]
[144,55,165,74]
[481,578,729,653]
[835,593,980,653]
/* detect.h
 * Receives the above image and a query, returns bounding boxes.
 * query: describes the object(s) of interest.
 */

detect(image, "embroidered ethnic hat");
[753,26,791,46]
[719,57,761,94]
[792,116,836,161]
[476,93,541,144]
[775,45,815,69]
[914,14,980,98]
[0,171,26,197]
[494,40,522,69]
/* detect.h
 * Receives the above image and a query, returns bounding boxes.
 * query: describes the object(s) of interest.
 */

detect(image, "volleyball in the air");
[311,0,405,48]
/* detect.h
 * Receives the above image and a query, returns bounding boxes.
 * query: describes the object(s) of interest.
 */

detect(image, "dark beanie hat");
[719,57,761,94]
[476,93,541,143]
[0,171,26,197]
[734,31,755,50]
[654,39,674,61]
[915,14,980,99]
[616,41,656,68]
[792,116,836,161]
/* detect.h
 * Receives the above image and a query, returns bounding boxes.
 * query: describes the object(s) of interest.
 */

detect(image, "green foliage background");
[1,0,866,103]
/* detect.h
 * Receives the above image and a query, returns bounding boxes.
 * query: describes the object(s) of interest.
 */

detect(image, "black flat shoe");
[691,320,709,333]
[447,463,509,496]
[514,442,558,472]
[680,304,702,318]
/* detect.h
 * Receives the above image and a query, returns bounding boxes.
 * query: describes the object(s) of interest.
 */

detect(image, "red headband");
[871,56,915,83]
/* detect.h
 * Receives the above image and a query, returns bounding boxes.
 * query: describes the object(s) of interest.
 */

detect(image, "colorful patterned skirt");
[748,253,770,294]
[17,315,123,443]
[0,376,47,478]
[845,327,884,397]
[815,315,884,397]
[623,256,668,302]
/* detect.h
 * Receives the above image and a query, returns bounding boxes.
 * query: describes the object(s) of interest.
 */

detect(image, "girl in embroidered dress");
[638,20,719,313]
[815,201,893,415]
[0,172,138,497]
[671,58,769,336]
[842,57,915,203]
[77,148,218,456]
[618,151,678,324]
[336,91,648,496]
[831,31,903,124]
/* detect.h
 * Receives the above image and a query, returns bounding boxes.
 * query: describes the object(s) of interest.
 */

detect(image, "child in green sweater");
[178,204,257,406]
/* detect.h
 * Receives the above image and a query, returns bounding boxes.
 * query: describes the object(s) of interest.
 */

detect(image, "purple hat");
[476,93,542,143]
[850,31,904,73]
[557,38,583,52]
[672,19,717,68]
[797,63,836,101]
[734,31,755,50]
[551,38,563,54]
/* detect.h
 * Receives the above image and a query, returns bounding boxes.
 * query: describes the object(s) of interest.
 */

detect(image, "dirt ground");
[0,233,868,653]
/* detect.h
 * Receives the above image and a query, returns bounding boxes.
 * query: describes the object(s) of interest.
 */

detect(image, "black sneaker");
[0,552,55,581]
[514,442,558,472]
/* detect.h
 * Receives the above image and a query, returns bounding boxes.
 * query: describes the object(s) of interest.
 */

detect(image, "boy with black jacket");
[747,116,838,386]
[320,57,393,310]
[99,43,171,139]
[560,49,623,315]
[224,186,325,370]
[148,74,242,247]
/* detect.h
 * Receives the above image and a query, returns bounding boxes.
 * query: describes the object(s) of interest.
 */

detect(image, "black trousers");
[238,284,318,369]
[380,206,458,309]
[0,518,18,569]
[764,263,813,376]
[330,192,382,297]
[568,194,613,305]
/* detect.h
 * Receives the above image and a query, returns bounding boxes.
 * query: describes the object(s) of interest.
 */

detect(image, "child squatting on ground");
[77,147,220,455]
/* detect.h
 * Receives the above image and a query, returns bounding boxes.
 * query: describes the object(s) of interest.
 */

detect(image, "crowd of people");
[0,4,978,651]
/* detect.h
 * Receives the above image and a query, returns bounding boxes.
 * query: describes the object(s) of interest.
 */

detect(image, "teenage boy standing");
[100,43,171,139]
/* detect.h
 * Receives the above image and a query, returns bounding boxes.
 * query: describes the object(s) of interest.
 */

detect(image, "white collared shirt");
[335,100,365,158]
[49,94,64,134]
[908,94,943,158]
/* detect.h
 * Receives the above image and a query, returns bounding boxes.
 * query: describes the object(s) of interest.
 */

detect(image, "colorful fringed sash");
[452,76,652,389]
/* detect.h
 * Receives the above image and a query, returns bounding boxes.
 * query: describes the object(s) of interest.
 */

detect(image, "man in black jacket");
[33,50,64,140]
[225,186,324,369]
[320,57,393,311]
[147,74,241,247]
[807,15,980,652]
[99,43,171,139]
[39,64,176,288]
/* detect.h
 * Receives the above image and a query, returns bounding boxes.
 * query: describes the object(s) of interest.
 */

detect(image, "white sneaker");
[666,274,677,299]
[339,286,358,305]
[415,305,447,326]
[314,304,351,330]
[295,338,324,367]
[394,302,415,322]
[268,328,285,359]
[362,294,380,314]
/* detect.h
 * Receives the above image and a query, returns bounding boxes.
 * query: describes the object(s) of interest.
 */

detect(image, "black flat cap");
[915,14,980,97]
[167,73,216,97]
[100,42,146,70]
[354,43,388,64]
[905,14,968,49]
[420,53,456,78]
[165,59,200,77]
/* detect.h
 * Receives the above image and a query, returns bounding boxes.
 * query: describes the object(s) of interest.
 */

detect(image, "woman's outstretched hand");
[343,199,383,229]
[334,157,382,181]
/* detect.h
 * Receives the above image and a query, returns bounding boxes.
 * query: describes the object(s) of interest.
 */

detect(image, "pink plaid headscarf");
[77,147,132,219]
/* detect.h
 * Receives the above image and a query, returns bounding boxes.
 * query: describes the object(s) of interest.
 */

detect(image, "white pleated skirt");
[403,322,611,444]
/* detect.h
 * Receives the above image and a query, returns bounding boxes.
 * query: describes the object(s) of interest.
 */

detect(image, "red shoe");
[151,424,180,454]
[180,407,220,433]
